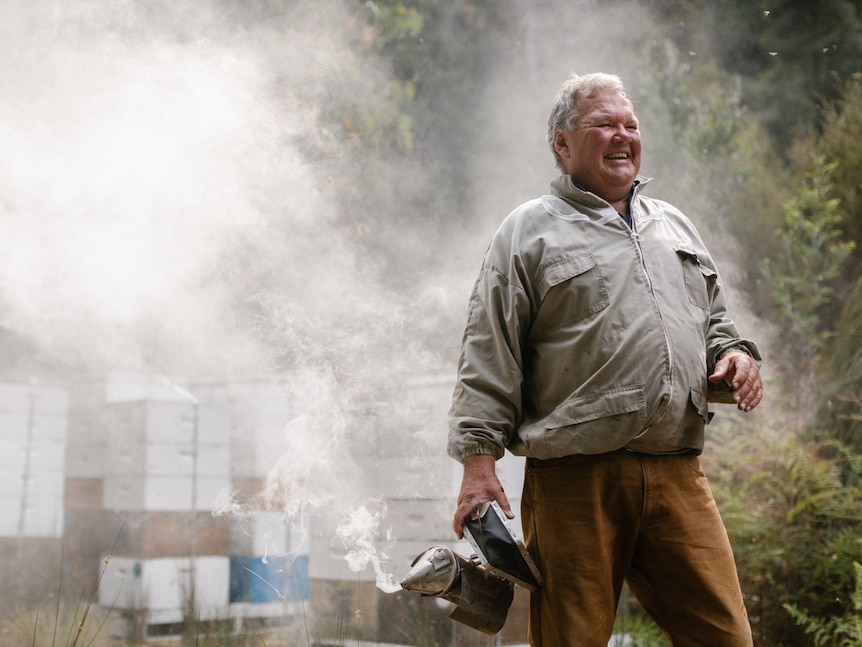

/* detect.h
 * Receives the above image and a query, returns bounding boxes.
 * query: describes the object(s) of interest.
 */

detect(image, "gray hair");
[547,73,634,171]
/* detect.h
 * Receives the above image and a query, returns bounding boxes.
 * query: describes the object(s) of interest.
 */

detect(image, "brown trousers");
[522,451,753,647]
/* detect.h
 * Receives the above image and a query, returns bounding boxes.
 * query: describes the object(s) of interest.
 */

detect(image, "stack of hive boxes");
[0,381,68,541]
[96,382,233,626]
[198,380,310,626]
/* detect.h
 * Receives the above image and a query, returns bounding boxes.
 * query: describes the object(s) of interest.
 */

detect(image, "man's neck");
[609,197,629,215]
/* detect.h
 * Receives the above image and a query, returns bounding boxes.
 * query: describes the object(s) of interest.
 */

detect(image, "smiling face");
[553,89,641,205]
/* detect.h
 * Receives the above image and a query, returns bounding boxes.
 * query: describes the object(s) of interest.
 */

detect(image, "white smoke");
[336,503,401,594]
[0,0,377,374]
[0,0,430,592]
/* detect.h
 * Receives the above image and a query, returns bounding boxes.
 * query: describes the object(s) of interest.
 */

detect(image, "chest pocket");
[535,253,610,329]
[675,247,716,310]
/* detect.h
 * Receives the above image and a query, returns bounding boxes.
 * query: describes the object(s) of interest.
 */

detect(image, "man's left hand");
[709,350,763,413]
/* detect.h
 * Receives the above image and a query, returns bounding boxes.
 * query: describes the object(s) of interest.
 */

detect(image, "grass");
[0,603,308,647]
[0,523,310,646]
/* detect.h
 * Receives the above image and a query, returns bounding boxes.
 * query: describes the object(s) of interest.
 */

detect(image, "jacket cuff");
[719,346,751,359]
[449,445,502,464]
[710,340,762,372]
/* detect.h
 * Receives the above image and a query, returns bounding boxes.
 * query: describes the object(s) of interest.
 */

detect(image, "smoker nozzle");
[399,545,460,595]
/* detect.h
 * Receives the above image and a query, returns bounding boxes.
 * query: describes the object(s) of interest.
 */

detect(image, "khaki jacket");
[448,175,760,461]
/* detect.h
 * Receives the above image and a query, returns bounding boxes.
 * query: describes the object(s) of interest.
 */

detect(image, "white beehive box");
[102,400,231,512]
[195,380,292,479]
[100,555,231,624]
[0,382,68,538]
[104,474,231,512]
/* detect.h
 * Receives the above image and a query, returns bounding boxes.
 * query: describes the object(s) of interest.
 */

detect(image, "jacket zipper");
[627,202,674,439]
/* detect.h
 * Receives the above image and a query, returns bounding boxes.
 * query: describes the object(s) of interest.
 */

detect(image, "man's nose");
[611,124,630,141]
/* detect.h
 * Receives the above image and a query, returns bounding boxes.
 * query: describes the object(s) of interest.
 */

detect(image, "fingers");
[734,367,763,412]
[453,499,476,539]
[710,351,764,412]
[708,357,730,383]
[453,496,514,538]
[726,354,763,412]
[738,382,763,412]
[452,461,513,538]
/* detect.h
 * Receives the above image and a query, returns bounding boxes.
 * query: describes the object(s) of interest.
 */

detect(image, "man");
[448,72,763,646]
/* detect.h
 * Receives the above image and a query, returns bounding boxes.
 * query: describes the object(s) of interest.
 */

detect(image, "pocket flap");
[538,253,598,299]
[545,384,646,429]
[690,388,709,421]
[674,244,717,279]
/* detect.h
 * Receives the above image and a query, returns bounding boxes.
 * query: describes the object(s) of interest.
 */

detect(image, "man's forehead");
[579,96,638,123]
[583,110,638,121]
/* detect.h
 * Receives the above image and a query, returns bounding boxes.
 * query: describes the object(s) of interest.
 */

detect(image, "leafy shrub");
[708,418,862,646]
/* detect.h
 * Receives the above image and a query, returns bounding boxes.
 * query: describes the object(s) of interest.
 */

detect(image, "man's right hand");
[453,454,514,538]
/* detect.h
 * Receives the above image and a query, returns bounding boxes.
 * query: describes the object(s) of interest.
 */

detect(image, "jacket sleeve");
[447,258,532,463]
[704,264,762,374]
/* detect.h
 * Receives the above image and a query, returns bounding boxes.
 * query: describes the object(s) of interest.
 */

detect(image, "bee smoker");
[399,501,542,635]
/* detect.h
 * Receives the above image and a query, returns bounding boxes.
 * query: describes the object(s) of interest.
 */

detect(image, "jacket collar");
[549,174,652,209]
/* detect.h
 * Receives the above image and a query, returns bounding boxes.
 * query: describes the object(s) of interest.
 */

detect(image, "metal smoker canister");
[399,544,513,635]
[400,502,543,635]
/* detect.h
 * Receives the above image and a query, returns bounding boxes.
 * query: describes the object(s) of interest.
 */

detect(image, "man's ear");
[554,131,570,160]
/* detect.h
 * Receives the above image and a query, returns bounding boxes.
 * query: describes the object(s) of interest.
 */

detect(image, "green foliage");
[820,275,862,451]
[760,161,856,367]
[311,1,425,155]
[816,78,862,284]
[659,59,746,157]
[644,0,862,149]
[359,0,424,48]
[333,77,417,152]
[332,0,504,158]
[708,420,862,645]
[645,44,745,159]
[613,590,670,646]
[783,562,862,647]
